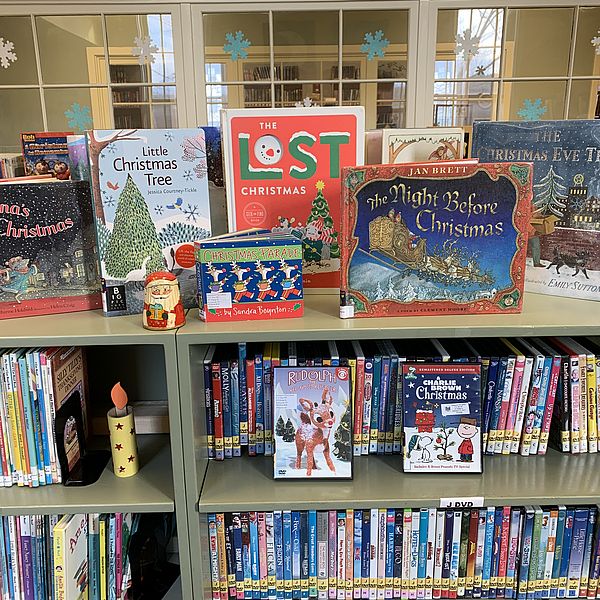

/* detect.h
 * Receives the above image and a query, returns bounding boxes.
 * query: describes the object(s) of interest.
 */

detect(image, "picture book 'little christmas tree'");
[87,128,211,315]
[403,363,482,473]
[222,107,364,289]
[273,366,352,479]
[340,161,533,317]
[0,180,102,319]
[471,120,600,301]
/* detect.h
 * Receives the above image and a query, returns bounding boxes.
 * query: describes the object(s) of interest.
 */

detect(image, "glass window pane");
[276,83,337,108]
[0,17,37,85]
[434,81,498,127]
[501,80,567,120]
[206,83,269,118]
[568,79,600,119]
[111,85,177,128]
[573,7,600,77]
[45,87,111,132]
[503,8,573,78]
[106,14,175,85]
[36,16,105,84]
[343,10,409,80]
[0,89,43,152]
[203,13,269,83]
[436,9,503,79]
[273,11,338,80]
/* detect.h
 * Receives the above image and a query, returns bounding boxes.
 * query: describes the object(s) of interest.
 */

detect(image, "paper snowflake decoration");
[64,102,93,132]
[183,203,199,222]
[223,31,251,61]
[294,97,318,108]
[517,98,548,121]
[132,35,158,65]
[455,28,481,60]
[592,30,600,55]
[360,30,390,61]
[474,65,487,76]
[0,37,17,69]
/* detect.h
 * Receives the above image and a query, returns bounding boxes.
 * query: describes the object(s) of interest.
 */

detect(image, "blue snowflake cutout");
[64,102,93,132]
[360,30,389,61]
[517,98,547,121]
[223,31,251,61]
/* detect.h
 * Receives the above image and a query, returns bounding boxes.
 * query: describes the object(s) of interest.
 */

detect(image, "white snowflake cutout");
[592,29,600,55]
[294,97,318,108]
[0,37,17,69]
[455,28,481,60]
[132,35,158,65]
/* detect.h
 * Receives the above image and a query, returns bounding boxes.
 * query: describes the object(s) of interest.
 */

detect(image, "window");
[434,6,600,128]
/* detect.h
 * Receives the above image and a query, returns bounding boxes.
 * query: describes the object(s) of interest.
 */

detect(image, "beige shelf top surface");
[1,434,174,515]
[0,310,173,347]
[198,449,600,512]
[179,292,600,344]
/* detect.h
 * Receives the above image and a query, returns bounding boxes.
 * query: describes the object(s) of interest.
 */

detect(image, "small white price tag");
[440,496,484,508]
[340,305,354,319]
[441,402,471,416]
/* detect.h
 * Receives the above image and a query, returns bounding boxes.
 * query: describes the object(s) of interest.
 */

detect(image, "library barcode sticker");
[440,496,484,508]
[206,292,232,309]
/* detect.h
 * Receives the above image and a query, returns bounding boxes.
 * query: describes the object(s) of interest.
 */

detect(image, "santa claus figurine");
[143,271,185,330]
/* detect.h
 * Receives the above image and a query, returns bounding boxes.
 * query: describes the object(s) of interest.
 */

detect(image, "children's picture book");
[21,131,72,179]
[340,161,533,318]
[222,107,365,289]
[67,135,90,182]
[273,366,352,479]
[86,128,211,315]
[195,231,303,322]
[402,363,482,473]
[202,126,227,236]
[0,180,102,319]
[53,513,88,599]
[471,120,600,302]
[366,128,465,165]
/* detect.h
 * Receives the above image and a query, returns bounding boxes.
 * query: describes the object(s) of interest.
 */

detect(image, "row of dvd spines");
[208,506,600,600]
[203,335,600,459]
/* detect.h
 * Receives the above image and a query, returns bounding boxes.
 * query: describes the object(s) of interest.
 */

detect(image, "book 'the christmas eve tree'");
[87,128,211,315]
[222,107,364,289]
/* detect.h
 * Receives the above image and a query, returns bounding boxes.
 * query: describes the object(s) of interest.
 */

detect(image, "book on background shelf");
[86,127,211,316]
[195,230,304,322]
[340,160,533,318]
[67,135,90,182]
[54,513,89,600]
[366,127,465,165]
[20,131,72,179]
[221,107,365,290]
[471,120,600,302]
[0,180,102,319]
[0,152,25,179]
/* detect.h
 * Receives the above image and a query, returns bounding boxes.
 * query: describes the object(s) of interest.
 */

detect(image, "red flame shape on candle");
[111,382,128,410]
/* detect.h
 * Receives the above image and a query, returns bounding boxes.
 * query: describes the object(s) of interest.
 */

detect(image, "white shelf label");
[440,496,484,508]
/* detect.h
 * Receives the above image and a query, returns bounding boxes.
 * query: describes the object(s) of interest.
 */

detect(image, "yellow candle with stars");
[108,383,139,478]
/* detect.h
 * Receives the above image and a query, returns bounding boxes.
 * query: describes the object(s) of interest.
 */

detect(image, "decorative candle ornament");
[108,382,139,478]
[143,271,186,330]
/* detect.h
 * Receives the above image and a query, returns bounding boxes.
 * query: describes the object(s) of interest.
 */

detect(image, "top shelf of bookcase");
[0,310,173,347]
[178,292,600,345]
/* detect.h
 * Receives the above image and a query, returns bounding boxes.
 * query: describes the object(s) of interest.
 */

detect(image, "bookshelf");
[176,291,600,598]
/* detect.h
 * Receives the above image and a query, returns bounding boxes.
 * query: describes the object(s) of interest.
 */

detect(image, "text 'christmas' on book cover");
[403,363,482,473]
[340,161,533,318]
[273,366,352,479]
[86,128,211,315]
[222,107,365,289]
[471,120,600,302]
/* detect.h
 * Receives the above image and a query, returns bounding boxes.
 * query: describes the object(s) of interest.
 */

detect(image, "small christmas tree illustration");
[275,415,286,437]
[533,165,568,218]
[433,422,455,461]
[282,418,296,442]
[104,174,165,278]
[333,402,352,461]
[304,180,340,263]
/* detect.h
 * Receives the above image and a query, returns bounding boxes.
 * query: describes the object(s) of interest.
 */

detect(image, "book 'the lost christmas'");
[273,366,352,479]
[403,363,482,473]
[340,161,533,317]
[222,107,364,289]
[86,128,211,315]
[471,120,600,301]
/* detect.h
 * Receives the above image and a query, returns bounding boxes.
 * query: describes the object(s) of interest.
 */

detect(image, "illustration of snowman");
[254,135,283,166]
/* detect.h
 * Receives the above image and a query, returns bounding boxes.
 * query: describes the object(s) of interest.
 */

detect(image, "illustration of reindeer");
[255,261,278,301]
[230,261,254,301]
[279,260,301,299]
[206,262,227,293]
[295,387,337,476]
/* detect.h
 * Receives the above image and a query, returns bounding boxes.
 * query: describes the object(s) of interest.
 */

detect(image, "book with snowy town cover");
[0,180,102,319]
[471,120,600,302]
[403,363,482,473]
[195,231,303,322]
[86,128,211,315]
[221,107,364,289]
[339,161,533,318]
[273,366,352,479]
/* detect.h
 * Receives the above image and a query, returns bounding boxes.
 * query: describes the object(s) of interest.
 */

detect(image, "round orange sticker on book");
[175,243,196,268]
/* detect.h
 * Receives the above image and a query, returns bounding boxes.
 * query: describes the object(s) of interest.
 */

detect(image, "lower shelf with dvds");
[197,449,600,512]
